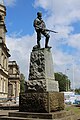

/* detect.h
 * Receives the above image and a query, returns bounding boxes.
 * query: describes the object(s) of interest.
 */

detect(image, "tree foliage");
[20,73,25,93]
[54,72,71,92]
[75,88,80,94]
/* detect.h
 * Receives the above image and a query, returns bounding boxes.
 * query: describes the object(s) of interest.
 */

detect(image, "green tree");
[54,72,71,92]
[20,73,25,93]
[75,88,80,94]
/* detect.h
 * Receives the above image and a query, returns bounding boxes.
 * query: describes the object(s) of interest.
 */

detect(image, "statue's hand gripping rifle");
[36,25,58,33]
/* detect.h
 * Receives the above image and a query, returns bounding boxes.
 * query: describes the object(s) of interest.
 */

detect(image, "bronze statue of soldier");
[33,12,50,48]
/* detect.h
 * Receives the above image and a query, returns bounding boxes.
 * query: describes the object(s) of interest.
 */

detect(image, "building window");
[9,67,13,74]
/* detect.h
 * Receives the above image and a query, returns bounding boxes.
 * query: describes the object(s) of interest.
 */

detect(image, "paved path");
[0,110,18,116]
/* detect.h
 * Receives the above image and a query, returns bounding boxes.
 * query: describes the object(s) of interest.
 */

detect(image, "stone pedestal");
[26,48,59,92]
[29,48,55,80]
[19,47,64,113]
[19,92,64,113]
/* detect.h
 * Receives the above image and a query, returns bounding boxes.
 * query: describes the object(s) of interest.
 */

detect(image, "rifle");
[44,28,58,33]
[35,25,58,33]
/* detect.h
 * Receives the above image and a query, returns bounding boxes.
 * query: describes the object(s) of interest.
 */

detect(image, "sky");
[3,0,80,89]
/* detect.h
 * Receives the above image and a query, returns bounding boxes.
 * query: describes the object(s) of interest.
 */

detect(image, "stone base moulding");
[25,79,59,92]
[8,110,76,120]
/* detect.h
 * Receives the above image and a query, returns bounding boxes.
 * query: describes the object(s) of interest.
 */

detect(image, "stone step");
[0,111,77,120]
[0,116,48,120]
[8,111,76,120]
[9,112,53,119]
[0,116,35,120]
[9,111,75,119]
[0,115,78,120]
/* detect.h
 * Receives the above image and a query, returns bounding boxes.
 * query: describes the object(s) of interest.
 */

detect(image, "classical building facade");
[0,1,10,98]
[8,61,20,99]
[0,1,20,100]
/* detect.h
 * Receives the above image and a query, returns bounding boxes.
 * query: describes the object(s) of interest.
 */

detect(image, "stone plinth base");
[19,92,64,113]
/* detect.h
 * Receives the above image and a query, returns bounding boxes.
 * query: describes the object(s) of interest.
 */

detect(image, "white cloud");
[6,34,36,80]
[33,0,80,89]
[68,34,80,50]
[34,0,80,26]
[4,0,16,6]
[6,0,80,89]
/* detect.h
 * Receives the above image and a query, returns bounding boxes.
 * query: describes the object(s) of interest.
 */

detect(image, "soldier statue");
[33,12,50,48]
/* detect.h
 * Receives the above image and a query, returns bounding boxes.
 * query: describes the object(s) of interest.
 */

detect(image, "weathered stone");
[19,47,64,115]
[19,92,64,113]
[26,48,59,92]
[28,48,55,80]
[25,79,46,92]
[25,79,59,92]
[46,79,59,91]
[8,111,77,120]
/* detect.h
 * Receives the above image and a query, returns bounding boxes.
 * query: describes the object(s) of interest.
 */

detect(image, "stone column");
[15,81,19,98]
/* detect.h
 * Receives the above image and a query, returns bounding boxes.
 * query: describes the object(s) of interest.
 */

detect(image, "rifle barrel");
[35,25,58,33]
[45,29,58,33]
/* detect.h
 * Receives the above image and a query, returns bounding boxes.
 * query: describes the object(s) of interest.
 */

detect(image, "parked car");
[73,100,80,105]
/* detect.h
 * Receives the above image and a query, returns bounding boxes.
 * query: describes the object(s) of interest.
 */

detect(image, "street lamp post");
[65,68,69,92]
[72,62,75,91]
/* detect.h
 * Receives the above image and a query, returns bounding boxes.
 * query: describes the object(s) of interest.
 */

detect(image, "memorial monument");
[6,12,76,120]
[19,12,64,113]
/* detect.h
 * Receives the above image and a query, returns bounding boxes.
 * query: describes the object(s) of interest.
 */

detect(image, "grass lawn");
[65,104,80,115]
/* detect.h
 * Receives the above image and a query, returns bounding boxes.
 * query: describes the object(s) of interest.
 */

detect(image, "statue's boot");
[45,38,49,48]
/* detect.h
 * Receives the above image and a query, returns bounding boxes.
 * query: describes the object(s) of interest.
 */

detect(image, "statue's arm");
[33,19,39,30]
